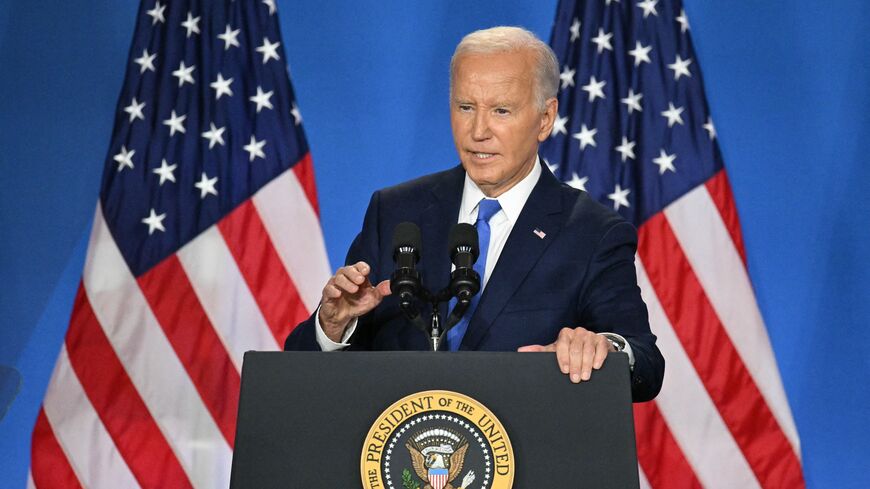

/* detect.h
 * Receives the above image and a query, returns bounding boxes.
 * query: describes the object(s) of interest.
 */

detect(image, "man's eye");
[458,104,473,112]
[494,108,510,115]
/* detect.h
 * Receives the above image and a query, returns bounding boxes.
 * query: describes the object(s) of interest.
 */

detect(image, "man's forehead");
[454,50,535,75]
[452,51,534,99]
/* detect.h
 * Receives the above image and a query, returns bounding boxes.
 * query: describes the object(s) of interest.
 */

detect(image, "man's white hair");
[450,26,559,109]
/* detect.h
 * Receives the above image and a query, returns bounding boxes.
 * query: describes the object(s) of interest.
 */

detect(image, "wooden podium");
[230,351,639,488]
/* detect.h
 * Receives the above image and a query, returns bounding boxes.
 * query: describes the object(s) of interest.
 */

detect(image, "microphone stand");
[400,287,471,351]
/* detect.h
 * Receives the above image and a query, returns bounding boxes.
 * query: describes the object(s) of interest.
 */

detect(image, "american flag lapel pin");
[533,228,546,239]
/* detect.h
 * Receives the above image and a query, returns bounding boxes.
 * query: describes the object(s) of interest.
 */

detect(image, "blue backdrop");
[1,1,868,487]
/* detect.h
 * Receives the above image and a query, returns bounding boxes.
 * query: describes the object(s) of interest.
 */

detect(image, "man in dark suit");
[285,26,664,402]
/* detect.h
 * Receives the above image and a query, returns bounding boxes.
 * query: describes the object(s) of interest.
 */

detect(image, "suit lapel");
[419,166,464,316]
[461,168,565,350]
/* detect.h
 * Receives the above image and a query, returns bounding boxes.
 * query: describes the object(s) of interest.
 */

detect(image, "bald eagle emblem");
[406,428,476,489]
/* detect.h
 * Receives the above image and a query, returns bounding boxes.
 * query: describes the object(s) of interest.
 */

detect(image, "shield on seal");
[428,468,449,489]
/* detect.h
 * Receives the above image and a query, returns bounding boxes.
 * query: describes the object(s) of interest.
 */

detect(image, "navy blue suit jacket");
[285,163,664,402]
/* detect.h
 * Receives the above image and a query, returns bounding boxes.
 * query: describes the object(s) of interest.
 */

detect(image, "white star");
[559,65,576,89]
[608,184,631,210]
[262,0,277,14]
[615,137,637,162]
[218,24,241,50]
[582,76,606,102]
[163,110,187,136]
[676,9,691,33]
[153,159,177,185]
[210,73,234,100]
[256,37,281,64]
[123,97,145,122]
[146,2,166,25]
[142,208,167,235]
[567,173,588,191]
[569,18,581,42]
[243,135,266,161]
[572,124,598,150]
[181,12,201,38]
[591,28,614,54]
[668,55,692,80]
[544,157,559,175]
[291,102,303,125]
[703,117,717,140]
[172,61,195,87]
[652,149,677,174]
[661,102,685,127]
[218,24,241,51]
[113,145,135,172]
[201,123,226,149]
[133,49,156,73]
[628,41,652,67]
[249,86,274,113]
[621,89,643,114]
[637,0,659,18]
[194,172,218,199]
[551,114,568,137]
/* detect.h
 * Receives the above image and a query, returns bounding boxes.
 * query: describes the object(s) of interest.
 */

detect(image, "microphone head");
[448,223,479,262]
[392,222,422,262]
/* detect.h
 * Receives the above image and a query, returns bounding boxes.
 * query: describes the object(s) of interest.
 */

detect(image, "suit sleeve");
[579,221,665,402]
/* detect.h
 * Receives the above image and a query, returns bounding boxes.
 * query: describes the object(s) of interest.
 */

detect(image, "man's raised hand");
[318,261,391,342]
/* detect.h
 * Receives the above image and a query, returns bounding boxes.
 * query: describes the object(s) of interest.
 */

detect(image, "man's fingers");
[569,347,584,382]
[333,272,360,293]
[321,263,374,305]
[593,337,610,370]
[538,327,614,383]
[579,341,596,381]
[340,264,368,285]
[375,279,392,296]
[322,282,342,300]
[518,344,556,352]
[350,261,371,278]
[554,328,572,374]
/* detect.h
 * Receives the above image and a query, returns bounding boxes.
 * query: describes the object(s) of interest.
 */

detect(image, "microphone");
[390,222,423,306]
[447,223,480,303]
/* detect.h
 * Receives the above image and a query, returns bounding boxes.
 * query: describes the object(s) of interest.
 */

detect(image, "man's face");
[450,50,557,197]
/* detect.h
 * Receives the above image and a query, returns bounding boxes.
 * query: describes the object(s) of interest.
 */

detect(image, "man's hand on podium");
[318,261,391,343]
[517,327,616,384]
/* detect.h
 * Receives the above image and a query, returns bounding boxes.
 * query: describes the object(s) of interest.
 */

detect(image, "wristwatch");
[601,333,625,352]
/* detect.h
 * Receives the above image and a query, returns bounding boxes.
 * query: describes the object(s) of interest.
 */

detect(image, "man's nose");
[471,111,491,140]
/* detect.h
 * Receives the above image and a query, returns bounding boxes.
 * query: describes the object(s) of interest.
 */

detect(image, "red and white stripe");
[30,161,330,488]
[634,170,804,488]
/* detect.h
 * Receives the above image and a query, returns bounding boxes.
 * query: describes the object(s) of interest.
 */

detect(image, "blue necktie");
[447,198,502,350]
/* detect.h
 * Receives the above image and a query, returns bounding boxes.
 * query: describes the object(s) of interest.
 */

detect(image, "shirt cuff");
[600,332,635,370]
[314,306,357,351]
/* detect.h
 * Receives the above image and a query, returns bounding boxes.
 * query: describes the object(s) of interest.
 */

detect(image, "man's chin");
[466,173,505,197]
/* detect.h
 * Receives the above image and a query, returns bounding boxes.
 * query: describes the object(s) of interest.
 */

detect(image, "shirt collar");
[458,155,542,224]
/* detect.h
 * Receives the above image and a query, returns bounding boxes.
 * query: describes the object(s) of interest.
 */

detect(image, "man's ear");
[538,97,559,142]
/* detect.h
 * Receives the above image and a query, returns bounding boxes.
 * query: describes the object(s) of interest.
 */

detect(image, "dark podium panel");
[231,351,639,488]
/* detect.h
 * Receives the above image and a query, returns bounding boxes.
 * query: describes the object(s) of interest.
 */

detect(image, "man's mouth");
[470,151,497,160]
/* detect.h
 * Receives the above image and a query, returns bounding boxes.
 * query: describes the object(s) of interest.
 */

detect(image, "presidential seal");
[361,390,514,489]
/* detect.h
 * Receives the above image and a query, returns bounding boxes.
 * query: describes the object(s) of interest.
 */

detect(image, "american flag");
[541,1,805,487]
[28,1,330,487]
